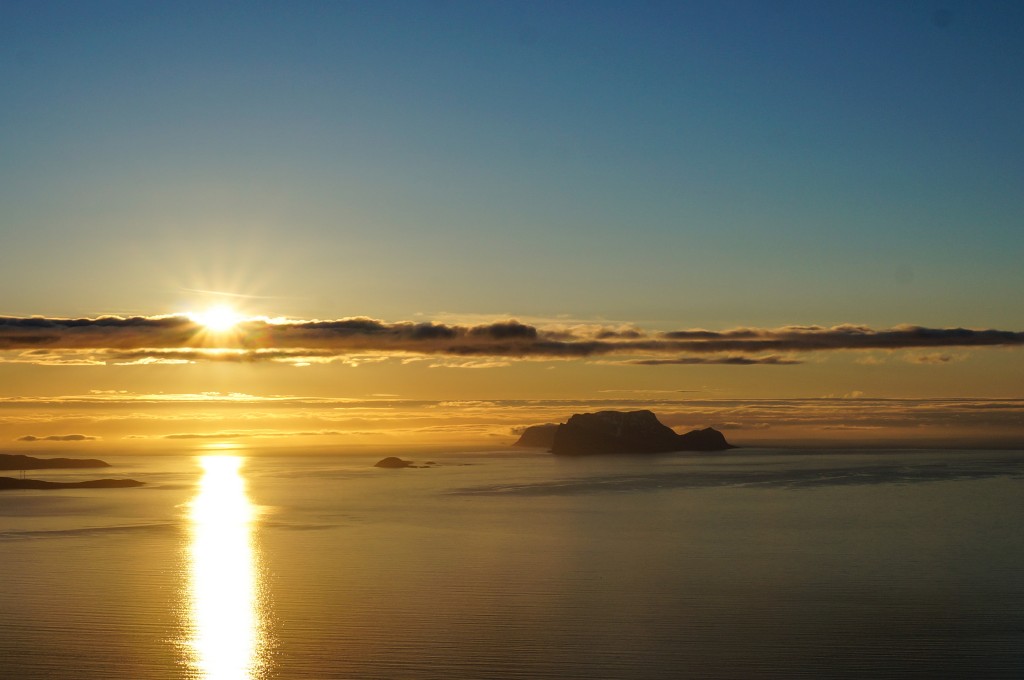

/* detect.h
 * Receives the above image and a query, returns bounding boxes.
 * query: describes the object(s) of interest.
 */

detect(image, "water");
[2,448,1024,679]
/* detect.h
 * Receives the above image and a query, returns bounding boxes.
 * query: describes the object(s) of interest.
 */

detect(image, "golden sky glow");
[2,388,1023,450]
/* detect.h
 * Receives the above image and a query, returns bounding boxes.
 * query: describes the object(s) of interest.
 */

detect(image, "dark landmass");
[375,456,414,468]
[0,477,144,490]
[675,427,734,451]
[374,457,438,469]
[513,424,560,448]
[515,410,733,455]
[0,453,111,471]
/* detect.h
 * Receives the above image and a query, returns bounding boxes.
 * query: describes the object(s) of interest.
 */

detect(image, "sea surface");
[2,447,1024,679]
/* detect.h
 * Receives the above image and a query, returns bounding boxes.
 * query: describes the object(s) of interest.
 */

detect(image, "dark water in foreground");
[1,448,1023,679]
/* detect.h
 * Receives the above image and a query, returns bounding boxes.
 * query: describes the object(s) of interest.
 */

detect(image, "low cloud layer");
[660,324,1024,352]
[625,355,802,366]
[17,434,98,442]
[0,315,1021,366]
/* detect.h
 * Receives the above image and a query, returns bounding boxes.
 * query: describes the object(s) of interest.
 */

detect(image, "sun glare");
[191,306,244,332]
[186,455,268,679]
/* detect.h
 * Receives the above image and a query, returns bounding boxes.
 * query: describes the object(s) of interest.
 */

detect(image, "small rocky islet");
[374,457,439,469]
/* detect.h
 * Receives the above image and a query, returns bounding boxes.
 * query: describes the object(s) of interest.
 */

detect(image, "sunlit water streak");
[185,456,269,680]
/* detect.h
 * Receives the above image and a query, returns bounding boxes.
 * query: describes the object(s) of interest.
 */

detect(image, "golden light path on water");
[185,455,269,680]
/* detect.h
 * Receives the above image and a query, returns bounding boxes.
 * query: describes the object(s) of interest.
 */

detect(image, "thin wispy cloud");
[906,353,964,364]
[161,430,344,440]
[623,355,802,366]
[178,288,290,300]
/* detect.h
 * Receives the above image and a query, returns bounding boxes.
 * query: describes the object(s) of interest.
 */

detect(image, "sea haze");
[1,448,1023,679]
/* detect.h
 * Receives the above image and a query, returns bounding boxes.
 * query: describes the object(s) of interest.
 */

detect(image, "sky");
[1,0,1023,449]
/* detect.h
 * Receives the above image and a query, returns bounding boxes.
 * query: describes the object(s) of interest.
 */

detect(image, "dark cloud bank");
[0,315,1021,365]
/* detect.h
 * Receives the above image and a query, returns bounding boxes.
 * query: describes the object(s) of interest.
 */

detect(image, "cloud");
[163,432,258,440]
[709,421,772,431]
[597,389,701,394]
[17,434,98,442]
[162,430,344,440]
[855,354,887,365]
[428,359,513,369]
[0,316,1021,366]
[660,324,1024,351]
[906,353,963,364]
[625,355,802,366]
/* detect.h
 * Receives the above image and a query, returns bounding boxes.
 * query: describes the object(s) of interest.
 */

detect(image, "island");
[514,410,733,455]
[0,453,111,471]
[512,423,560,448]
[0,454,143,491]
[0,477,144,490]
[374,457,439,469]
[375,456,415,468]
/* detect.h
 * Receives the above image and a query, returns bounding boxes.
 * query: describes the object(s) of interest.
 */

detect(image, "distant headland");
[0,454,142,491]
[0,453,111,471]
[0,477,144,491]
[514,410,733,455]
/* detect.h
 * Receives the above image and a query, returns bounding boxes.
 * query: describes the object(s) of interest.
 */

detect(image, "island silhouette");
[515,410,733,454]
[0,453,111,470]
[0,477,144,490]
[0,454,143,490]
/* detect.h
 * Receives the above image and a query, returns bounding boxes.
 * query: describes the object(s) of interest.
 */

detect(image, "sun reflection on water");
[186,455,269,680]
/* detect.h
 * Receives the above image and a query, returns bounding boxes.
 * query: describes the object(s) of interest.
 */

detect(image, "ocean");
[2,447,1023,679]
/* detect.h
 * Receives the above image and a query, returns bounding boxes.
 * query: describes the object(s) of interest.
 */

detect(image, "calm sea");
[2,447,1024,679]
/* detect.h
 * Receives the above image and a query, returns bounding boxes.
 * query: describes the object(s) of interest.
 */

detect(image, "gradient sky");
[2,1,1023,448]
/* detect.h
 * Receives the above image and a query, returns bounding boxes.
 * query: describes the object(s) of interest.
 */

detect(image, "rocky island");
[374,457,440,469]
[512,423,560,448]
[375,456,415,468]
[514,410,733,455]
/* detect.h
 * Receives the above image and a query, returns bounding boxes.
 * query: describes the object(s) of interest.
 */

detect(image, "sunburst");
[189,305,244,332]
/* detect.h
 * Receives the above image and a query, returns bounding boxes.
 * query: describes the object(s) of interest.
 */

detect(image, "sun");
[190,305,244,332]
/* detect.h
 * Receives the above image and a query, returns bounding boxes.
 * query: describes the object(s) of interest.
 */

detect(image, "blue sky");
[2,0,1021,327]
